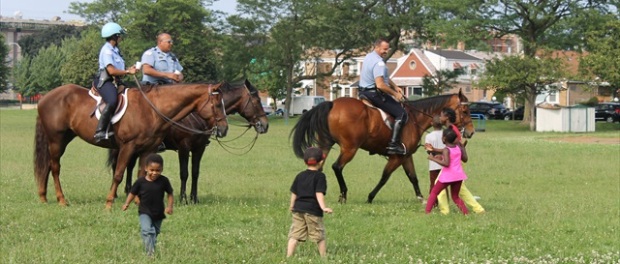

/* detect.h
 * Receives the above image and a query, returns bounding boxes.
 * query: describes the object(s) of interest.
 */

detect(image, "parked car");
[503,106,525,120]
[594,102,620,123]
[262,104,274,115]
[469,102,507,120]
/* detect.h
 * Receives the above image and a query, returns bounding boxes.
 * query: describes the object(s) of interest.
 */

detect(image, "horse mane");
[404,94,456,117]
[220,79,258,93]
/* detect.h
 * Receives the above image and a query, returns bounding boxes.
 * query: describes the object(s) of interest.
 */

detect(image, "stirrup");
[386,143,406,155]
[94,131,114,142]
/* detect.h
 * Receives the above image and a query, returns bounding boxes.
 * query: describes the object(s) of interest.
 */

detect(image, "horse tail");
[106,149,119,171]
[33,116,50,189]
[291,101,335,159]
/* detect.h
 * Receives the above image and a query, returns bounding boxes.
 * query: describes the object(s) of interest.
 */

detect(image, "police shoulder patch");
[145,50,153,56]
[377,61,385,67]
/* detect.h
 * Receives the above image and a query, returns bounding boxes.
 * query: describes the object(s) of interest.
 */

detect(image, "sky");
[0,0,238,21]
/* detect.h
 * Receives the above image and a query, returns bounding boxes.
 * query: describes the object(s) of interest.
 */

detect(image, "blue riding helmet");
[101,22,126,38]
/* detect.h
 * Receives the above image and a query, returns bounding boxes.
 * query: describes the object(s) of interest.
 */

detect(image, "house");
[533,50,614,107]
[422,49,489,102]
[389,49,436,98]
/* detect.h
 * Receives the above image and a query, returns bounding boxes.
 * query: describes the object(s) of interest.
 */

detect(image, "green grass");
[1,110,619,263]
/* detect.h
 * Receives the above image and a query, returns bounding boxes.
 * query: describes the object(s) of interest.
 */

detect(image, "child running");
[287,147,333,257]
[122,153,174,257]
[426,108,485,214]
[425,128,469,214]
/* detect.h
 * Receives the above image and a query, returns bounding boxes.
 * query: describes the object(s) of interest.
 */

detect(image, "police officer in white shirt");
[141,33,183,85]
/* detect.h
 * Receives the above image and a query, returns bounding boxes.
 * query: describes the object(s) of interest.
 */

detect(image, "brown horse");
[34,83,228,208]
[291,91,474,203]
[108,79,269,204]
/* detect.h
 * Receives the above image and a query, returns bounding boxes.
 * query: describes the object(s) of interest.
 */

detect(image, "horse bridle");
[213,84,266,155]
[454,97,473,136]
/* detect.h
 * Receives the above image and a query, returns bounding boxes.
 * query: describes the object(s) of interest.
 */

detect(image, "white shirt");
[425,130,445,171]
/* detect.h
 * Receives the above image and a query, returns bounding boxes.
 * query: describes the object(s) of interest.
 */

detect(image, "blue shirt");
[98,42,125,71]
[141,47,183,84]
[359,51,388,89]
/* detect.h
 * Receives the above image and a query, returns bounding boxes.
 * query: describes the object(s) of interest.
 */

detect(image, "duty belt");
[359,87,377,92]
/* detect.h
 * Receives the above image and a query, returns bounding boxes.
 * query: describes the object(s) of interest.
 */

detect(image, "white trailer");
[289,96,326,115]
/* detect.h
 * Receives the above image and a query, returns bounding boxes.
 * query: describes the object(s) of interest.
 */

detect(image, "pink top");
[438,145,467,183]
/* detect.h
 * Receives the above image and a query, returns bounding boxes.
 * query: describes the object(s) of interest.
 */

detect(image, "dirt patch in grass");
[546,136,620,144]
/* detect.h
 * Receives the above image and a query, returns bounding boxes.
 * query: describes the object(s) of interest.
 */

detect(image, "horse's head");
[195,83,228,138]
[454,90,475,139]
[228,79,269,134]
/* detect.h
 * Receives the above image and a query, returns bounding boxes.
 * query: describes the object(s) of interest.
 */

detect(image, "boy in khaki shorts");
[287,147,333,257]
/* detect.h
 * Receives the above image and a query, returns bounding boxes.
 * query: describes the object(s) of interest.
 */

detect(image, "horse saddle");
[88,87,129,124]
[359,98,393,130]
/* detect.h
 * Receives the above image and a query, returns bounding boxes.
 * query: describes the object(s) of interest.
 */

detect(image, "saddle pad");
[88,88,129,124]
[360,99,392,130]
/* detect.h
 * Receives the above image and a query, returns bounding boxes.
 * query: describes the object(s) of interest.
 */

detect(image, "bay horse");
[108,79,269,204]
[291,91,474,203]
[34,83,228,208]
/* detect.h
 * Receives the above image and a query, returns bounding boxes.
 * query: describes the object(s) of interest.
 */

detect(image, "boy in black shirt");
[122,153,174,257]
[287,147,333,257]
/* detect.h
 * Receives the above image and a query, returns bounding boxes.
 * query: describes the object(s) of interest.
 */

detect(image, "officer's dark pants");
[360,90,408,122]
[93,78,118,140]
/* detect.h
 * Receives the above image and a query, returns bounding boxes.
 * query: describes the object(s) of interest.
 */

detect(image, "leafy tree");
[28,45,66,94]
[229,0,395,119]
[68,0,130,24]
[0,35,10,92]
[476,54,567,130]
[13,55,33,96]
[17,25,82,57]
[579,19,620,96]
[60,29,101,87]
[421,68,465,96]
[451,0,613,130]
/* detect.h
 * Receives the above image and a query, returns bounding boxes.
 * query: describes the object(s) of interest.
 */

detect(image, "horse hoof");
[416,196,425,203]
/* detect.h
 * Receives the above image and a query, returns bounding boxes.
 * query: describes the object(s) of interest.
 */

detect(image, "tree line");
[1,0,617,129]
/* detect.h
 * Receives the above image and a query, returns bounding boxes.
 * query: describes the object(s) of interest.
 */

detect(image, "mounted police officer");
[93,22,137,143]
[359,38,408,155]
[140,33,184,85]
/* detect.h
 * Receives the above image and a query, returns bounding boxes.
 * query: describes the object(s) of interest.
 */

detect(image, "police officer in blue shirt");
[141,33,183,85]
[359,38,408,155]
[93,22,137,143]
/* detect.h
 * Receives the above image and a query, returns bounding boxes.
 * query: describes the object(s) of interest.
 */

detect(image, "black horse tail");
[33,116,50,193]
[106,149,119,171]
[291,101,335,159]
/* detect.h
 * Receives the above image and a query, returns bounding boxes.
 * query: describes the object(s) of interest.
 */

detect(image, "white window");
[547,91,558,104]
[349,63,358,76]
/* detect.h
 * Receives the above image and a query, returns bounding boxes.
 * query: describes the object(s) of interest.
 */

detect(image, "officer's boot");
[94,104,115,143]
[386,118,406,155]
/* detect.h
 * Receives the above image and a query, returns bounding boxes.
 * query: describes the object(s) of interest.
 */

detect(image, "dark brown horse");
[291,91,474,203]
[108,79,269,204]
[34,83,228,208]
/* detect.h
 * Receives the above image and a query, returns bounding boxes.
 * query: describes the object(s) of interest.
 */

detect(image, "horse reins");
[133,76,223,136]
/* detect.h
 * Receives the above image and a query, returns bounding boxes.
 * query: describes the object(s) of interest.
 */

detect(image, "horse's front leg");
[190,146,206,204]
[401,156,424,202]
[367,156,404,203]
[178,149,190,205]
[106,146,134,209]
[332,148,357,204]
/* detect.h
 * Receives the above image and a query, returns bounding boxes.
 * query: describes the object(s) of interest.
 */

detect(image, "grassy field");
[1,109,619,263]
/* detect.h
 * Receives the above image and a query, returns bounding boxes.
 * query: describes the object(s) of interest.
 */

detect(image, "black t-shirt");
[290,169,327,217]
[130,175,173,221]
